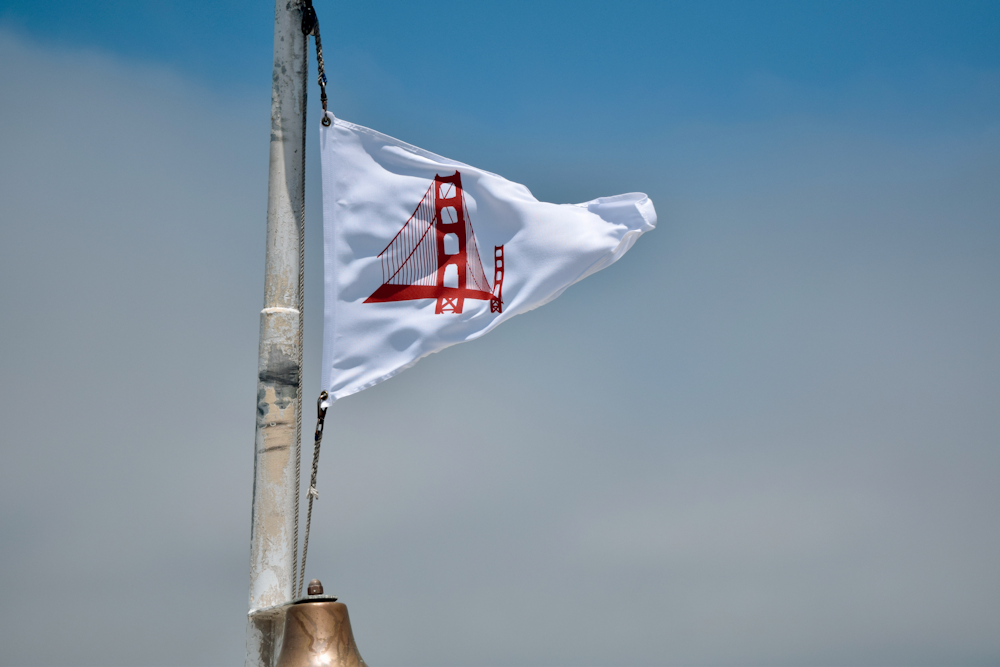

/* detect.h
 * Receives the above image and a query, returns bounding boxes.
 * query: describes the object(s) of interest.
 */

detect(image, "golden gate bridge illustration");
[365,171,505,314]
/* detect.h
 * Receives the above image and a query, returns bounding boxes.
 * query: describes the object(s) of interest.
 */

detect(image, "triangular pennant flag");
[320,114,657,403]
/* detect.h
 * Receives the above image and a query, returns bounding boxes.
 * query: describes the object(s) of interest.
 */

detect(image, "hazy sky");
[1,2,998,666]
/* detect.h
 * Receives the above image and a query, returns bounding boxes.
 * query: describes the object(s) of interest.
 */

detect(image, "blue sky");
[1,2,998,666]
[5,1,999,126]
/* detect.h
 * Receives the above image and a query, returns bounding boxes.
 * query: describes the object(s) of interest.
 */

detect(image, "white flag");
[320,114,657,404]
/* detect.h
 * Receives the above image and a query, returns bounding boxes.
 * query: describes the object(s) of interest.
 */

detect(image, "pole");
[246,0,307,665]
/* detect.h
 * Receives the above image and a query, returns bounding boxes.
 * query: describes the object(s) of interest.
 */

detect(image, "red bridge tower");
[366,171,504,314]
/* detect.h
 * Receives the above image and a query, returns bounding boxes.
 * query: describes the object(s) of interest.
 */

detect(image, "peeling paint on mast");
[246,0,307,665]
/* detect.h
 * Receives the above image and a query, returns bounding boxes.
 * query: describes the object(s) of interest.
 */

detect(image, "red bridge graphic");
[365,171,504,314]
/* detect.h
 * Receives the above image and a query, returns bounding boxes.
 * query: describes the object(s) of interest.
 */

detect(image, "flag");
[319,113,657,404]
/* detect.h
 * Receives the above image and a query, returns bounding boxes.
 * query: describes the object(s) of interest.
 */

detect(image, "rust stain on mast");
[248,0,307,665]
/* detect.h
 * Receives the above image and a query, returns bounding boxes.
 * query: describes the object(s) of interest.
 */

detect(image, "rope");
[290,11,308,601]
[302,0,330,125]
[298,391,329,595]
[294,0,329,597]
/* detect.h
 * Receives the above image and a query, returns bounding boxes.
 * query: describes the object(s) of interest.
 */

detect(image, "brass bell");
[275,580,367,667]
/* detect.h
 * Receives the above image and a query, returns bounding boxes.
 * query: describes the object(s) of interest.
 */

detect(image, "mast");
[247,0,307,664]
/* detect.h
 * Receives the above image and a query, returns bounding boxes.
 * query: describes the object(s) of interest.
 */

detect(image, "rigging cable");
[302,0,330,125]
[299,392,329,597]
[295,0,330,598]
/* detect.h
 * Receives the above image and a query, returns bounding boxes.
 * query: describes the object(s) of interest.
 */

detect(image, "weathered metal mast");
[246,0,307,664]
